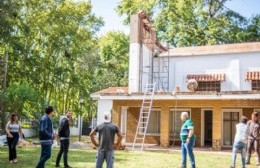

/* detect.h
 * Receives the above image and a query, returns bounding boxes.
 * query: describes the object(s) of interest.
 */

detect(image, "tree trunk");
[0,51,9,132]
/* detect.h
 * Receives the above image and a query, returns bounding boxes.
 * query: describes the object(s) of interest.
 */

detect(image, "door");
[204,110,213,146]
[223,111,240,146]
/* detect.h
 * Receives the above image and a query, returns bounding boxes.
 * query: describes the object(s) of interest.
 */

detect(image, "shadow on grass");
[0,147,98,168]
[1,146,258,168]
[0,147,129,168]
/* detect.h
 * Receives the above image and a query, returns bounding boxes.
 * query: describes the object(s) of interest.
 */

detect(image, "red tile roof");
[93,87,128,94]
[246,71,260,80]
[187,73,225,82]
[160,42,260,57]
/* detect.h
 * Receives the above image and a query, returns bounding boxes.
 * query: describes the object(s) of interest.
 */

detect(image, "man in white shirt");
[230,116,249,168]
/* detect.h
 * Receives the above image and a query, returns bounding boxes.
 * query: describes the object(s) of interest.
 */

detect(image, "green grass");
[0,146,258,168]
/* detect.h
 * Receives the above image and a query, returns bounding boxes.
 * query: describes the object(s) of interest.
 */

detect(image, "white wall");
[167,52,260,92]
[70,127,80,136]
[141,44,153,91]
[97,100,113,125]
[129,43,156,92]
[129,43,141,93]
[0,135,6,146]
[59,115,80,136]
[23,128,37,138]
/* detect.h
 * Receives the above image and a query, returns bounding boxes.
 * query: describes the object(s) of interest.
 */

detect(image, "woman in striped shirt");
[5,114,23,164]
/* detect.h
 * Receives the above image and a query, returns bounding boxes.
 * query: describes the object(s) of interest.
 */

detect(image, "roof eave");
[91,93,260,100]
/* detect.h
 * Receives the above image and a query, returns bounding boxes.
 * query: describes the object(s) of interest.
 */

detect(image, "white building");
[91,12,260,150]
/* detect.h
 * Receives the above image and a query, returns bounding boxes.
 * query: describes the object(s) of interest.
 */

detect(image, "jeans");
[36,144,52,168]
[181,138,196,168]
[7,132,19,161]
[56,139,70,166]
[96,150,114,168]
[232,141,246,167]
[246,138,260,164]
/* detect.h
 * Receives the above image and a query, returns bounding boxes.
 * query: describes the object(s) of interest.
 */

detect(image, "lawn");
[0,146,259,168]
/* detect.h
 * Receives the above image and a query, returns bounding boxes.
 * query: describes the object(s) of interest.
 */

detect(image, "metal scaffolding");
[139,12,170,92]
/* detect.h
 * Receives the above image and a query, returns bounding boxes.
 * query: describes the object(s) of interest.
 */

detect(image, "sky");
[91,0,260,35]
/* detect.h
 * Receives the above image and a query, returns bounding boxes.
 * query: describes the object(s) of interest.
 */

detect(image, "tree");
[116,0,260,47]
[2,83,37,116]
[243,15,260,42]
[0,0,104,130]
[0,0,131,131]
[0,1,22,127]
[0,83,37,129]
[98,31,129,87]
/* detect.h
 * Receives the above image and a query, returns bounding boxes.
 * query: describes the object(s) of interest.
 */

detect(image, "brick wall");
[111,99,260,150]
[191,108,201,147]
[212,104,222,150]
[112,105,120,126]
[126,107,160,144]
[243,108,254,120]
[160,106,170,147]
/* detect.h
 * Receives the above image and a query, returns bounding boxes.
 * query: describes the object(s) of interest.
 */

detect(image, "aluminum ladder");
[132,83,156,151]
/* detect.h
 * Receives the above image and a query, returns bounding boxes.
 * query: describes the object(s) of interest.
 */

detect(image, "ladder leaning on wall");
[132,83,156,151]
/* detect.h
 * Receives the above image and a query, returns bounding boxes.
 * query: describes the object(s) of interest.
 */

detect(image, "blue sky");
[91,0,260,35]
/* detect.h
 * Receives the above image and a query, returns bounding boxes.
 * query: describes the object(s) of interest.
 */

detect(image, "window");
[186,73,225,92]
[252,80,260,91]
[141,110,161,134]
[170,109,191,139]
[197,81,221,92]
[222,111,240,146]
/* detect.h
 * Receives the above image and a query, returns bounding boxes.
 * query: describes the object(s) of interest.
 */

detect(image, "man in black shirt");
[55,110,72,168]
[90,112,123,168]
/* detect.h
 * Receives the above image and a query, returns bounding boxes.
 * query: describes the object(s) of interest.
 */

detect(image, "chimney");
[128,13,142,94]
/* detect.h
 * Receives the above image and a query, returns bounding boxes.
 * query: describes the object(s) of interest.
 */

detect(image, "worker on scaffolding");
[180,112,196,168]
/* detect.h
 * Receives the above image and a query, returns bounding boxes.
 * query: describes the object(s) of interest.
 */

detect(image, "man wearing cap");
[89,111,123,168]
[246,112,260,165]
[230,116,249,168]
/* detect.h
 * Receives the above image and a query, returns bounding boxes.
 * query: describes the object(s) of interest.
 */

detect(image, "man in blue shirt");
[36,106,55,168]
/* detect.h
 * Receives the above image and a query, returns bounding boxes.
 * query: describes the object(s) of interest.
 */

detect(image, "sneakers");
[179,166,194,168]
[9,160,13,164]
[56,164,72,168]
[65,165,73,168]
[230,165,246,168]
[13,159,17,163]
